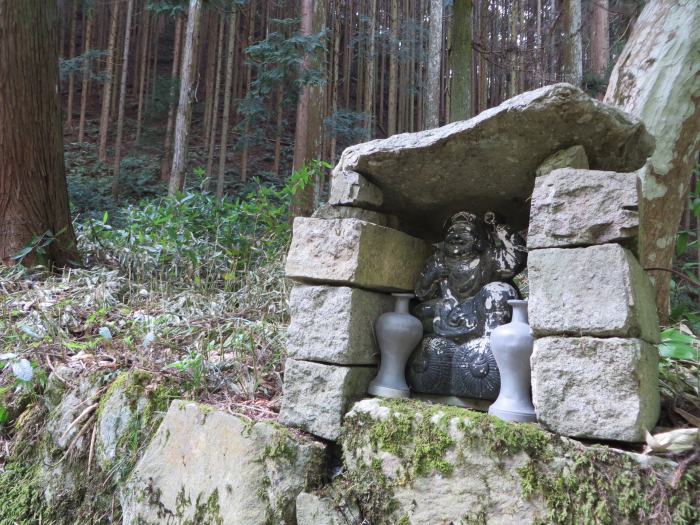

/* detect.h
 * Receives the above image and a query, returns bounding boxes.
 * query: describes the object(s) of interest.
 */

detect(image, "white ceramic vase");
[488,299,537,423]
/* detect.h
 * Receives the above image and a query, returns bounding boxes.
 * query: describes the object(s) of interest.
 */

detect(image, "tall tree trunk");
[135,5,150,144]
[604,0,700,320]
[449,0,473,121]
[0,0,78,266]
[240,0,256,184]
[387,0,399,135]
[216,9,238,198]
[364,0,377,138]
[160,15,184,181]
[168,0,203,196]
[590,0,609,78]
[98,1,120,162]
[425,0,443,128]
[291,0,327,218]
[203,12,218,148]
[78,11,94,143]
[111,0,135,199]
[206,17,225,188]
[65,0,78,129]
[562,0,582,86]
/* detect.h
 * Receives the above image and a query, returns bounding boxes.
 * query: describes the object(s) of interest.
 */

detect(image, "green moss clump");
[0,464,44,525]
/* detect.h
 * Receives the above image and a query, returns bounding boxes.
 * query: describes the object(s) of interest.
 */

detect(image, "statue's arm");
[414,252,444,300]
[488,219,527,279]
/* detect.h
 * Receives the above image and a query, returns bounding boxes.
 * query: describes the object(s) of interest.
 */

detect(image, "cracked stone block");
[535,145,589,177]
[285,217,431,292]
[279,359,375,441]
[528,168,639,251]
[531,337,660,442]
[328,170,383,208]
[287,284,394,365]
[121,400,325,524]
[528,244,659,342]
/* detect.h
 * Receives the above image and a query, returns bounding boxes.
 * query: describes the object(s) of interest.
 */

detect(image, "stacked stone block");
[527,167,660,442]
[280,187,432,441]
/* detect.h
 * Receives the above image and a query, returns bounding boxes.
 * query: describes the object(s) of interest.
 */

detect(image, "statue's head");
[442,212,489,256]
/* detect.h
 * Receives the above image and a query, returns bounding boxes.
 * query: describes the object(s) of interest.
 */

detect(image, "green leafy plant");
[164,351,206,394]
[658,327,699,362]
[0,354,47,428]
[11,228,67,266]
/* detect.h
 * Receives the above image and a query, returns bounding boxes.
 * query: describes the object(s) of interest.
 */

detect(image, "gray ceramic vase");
[368,293,423,398]
[488,299,537,423]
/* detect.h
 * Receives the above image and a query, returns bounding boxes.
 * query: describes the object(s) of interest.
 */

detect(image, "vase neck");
[394,296,411,314]
[510,301,529,324]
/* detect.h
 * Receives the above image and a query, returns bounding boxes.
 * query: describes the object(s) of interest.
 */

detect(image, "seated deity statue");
[407,211,527,400]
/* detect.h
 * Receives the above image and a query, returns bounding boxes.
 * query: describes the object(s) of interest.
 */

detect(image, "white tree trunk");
[604,0,700,319]
[562,0,582,86]
[168,0,202,196]
[425,0,443,128]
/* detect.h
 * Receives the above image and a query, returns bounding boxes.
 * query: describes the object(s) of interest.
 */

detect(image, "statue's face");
[444,224,478,256]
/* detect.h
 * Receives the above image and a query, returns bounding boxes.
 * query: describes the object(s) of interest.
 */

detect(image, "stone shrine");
[279,83,660,444]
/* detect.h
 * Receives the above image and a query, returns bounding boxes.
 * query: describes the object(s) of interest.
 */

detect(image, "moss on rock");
[340,398,698,525]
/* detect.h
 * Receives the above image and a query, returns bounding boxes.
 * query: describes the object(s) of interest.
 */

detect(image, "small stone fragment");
[296,492,362,525]
[328,170,384,208]
[313,203,399,229]
[528,168,639,251]
[528,244,659,342]
[279,359,375,441]
[121,400,325,525]
[285,217,432,292]
[531,337,660,442]
[287,285,394,365]
[535,145,589,177]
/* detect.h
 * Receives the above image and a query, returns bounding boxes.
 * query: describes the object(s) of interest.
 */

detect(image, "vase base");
[368,383,410,399]
[488,406,537,423]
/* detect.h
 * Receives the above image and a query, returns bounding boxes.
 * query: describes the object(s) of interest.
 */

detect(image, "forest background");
[0,2,698,514]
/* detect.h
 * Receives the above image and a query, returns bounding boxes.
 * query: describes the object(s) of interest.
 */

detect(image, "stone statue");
[407,211,527,400]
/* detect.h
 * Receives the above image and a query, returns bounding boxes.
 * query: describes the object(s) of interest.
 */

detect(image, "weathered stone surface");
[279,359,375,440]
[531,337,660,442]
[333,83,653,239]
[535,145,589,177]
[287,285,394,365]
[95,372,150,474]
[528,244,660,342]
[528,168,640,251]
[285,217,431,292]
[296,492,362,525]
[340,398,686,524]
[312,204,399,229]
[121,400,325,525]
[328,170,384,208]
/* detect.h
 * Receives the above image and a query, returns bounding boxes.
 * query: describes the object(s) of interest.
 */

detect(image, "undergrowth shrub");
[77,167,311,291]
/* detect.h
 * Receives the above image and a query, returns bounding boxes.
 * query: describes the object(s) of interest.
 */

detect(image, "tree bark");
[168,0,203,196]
[98,1,120,162]
[363,0,377,138]
[291,0,326,218]
[590,0,609,78]
[425,0,443,128]
[78,11,94,143]
[206,16,225,188]
[0,0,78,266]
[562,0,582,86]
[160,15,184,181]
[604,0,700,320]
[65,0,78,129]
[387,0,399,135]
[449,0,473,121]
[135,5,150,144]
[111,0,135,199]
[216,9,238,198]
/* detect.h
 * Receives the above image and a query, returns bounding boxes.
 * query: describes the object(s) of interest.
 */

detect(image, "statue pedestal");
[411,393,492,412]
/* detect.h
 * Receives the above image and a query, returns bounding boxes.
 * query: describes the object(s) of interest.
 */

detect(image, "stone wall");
[527,167,660,442]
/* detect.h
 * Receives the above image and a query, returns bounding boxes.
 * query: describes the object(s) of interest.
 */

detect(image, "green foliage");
[659,327,699,362]
[11,228,68,266]
[0,355,46,429]
[78,165,310,290]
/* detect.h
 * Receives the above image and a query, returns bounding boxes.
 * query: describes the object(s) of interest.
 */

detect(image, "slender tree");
[98,0,121,162]
[604,0,700,320]
[168,0,203,196]
[590,0,609,79]
[0,0,78,266]
[562,0,582,86]
[217,8,238,198]
[425,0,443,128]
[65,0,79,129]
[291,0,327,218]
[449,0,473,121]
[111,0,135,198]
[387,0,399,135]
[78,7,94,143]
[160,14,184,181]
